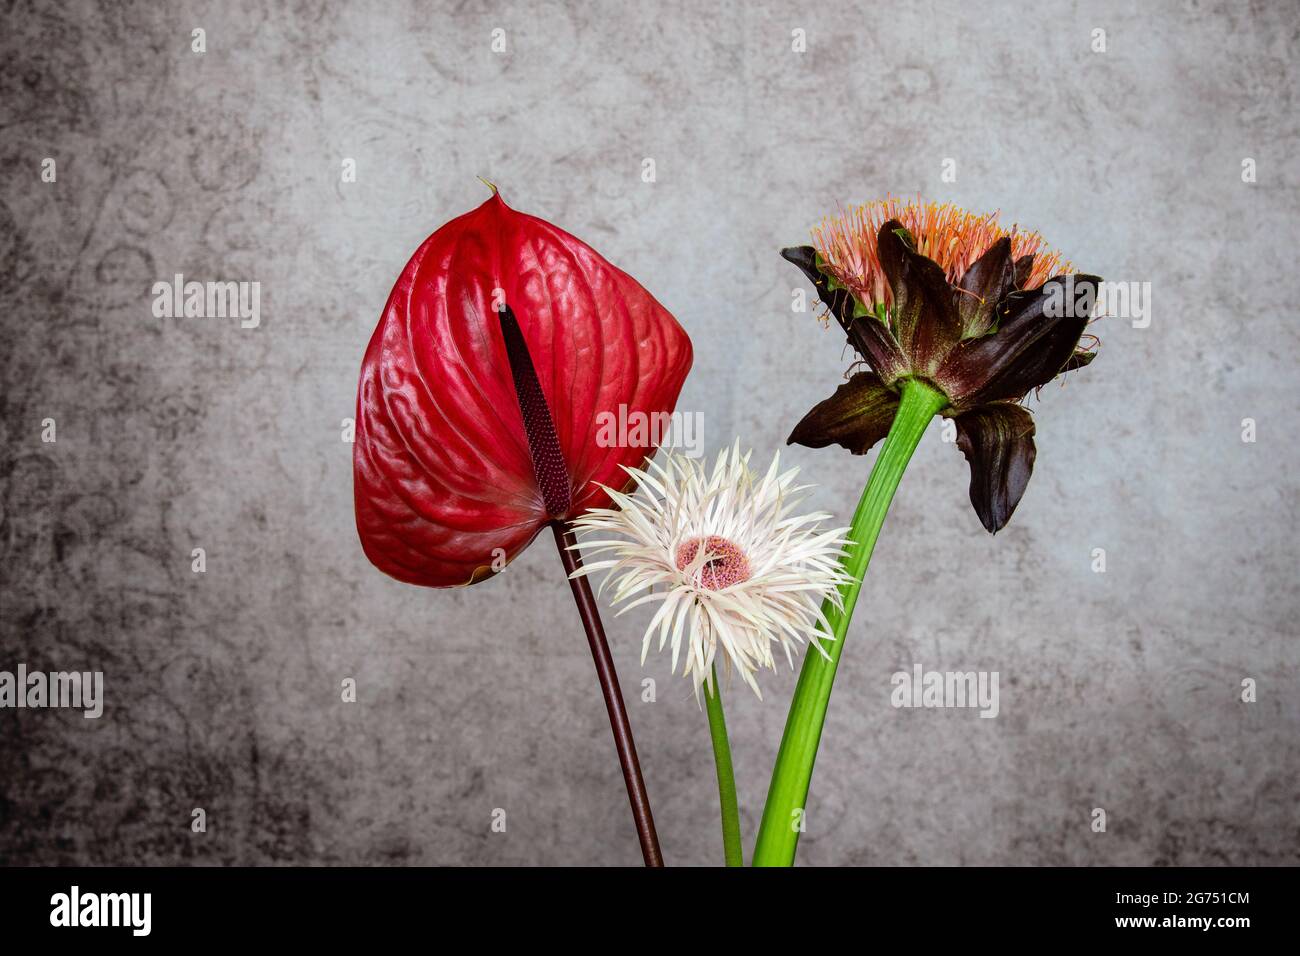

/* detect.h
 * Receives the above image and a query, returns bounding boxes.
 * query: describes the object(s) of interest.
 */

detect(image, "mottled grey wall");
[1,0,1297,866]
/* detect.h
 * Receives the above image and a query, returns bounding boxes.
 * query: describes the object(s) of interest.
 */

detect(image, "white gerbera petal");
[568,445,852,698]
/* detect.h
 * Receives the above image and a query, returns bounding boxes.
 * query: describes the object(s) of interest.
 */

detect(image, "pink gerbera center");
[675,535,751,590]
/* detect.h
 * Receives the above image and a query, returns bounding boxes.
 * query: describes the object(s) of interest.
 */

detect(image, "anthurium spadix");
[353,186,692,866]
[754,198,1101,867]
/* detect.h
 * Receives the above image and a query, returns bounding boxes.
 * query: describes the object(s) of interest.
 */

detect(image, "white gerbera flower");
[569,443,852,699]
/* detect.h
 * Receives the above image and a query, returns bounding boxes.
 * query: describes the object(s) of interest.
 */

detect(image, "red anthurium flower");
[354,191,693,587]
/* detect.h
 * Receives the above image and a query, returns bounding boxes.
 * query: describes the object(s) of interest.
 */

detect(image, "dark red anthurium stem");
[498,303,663,866]
[552,520,664,866]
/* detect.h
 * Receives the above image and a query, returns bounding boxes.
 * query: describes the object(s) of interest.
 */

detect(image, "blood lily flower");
[754,198,1105,868]
[569,444,851,699]
[782,197,1100,532]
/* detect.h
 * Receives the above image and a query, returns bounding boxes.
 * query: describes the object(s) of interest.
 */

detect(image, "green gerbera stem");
[752,377,947,867]
[705,664,744,866]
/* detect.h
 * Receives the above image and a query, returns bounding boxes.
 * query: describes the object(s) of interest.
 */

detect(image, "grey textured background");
[2,0,1297,866]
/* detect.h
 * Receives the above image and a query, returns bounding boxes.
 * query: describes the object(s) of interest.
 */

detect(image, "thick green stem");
[705,665,744,866]
[752,378,946,866]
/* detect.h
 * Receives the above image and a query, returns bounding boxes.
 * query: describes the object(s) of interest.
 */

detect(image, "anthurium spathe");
[354,189,692,587]
[781,197,1099,532]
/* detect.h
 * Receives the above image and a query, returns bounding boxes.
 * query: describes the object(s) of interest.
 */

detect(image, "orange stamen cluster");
[811,197,1072,312]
